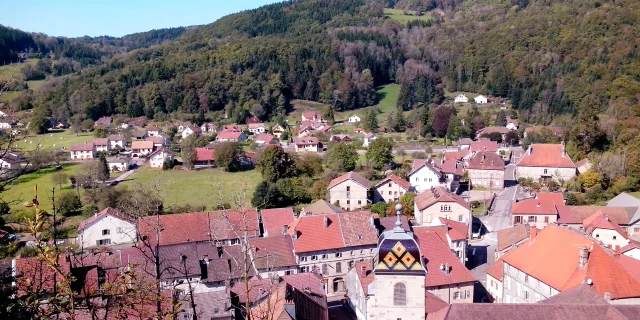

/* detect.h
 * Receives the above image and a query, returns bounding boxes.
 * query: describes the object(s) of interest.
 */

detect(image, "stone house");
[287,211,378,295]
[516,144,577,182]
[413,186,471,226]
[327,172,371,211]
[467,151,505,189]
[70,143,96,160]
[373,174,410,204]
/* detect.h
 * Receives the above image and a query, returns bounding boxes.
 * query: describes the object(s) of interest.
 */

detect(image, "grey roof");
[179,291,232,319]
[608,193,640,225]
[302,200,343,215]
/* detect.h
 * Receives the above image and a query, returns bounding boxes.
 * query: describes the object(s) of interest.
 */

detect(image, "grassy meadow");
[11,130,94,152]
[384,9,433,23]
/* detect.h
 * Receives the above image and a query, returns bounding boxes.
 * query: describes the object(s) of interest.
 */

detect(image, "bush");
[369,203,389,217]
[58,192,83,217]
[18,246,39,258]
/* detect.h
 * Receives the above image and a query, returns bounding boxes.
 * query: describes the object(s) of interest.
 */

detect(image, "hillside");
[5,0,640,127]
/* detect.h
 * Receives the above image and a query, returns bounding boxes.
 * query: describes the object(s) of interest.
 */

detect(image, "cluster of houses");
[454,94,488,104]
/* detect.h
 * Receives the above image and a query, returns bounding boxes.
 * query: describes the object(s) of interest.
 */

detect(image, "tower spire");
[394,204,403,232]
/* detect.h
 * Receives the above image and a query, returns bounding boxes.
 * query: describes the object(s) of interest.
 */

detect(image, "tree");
[215,142,241,171]
[50,172,68,190]
[251,181,283,209]
[326,142,358,171]
[29,114,49,134]
[433,107,452,137]
[181,135,197,169]
[94,126,110,138]
[581,171,602,189]
[57,192,82,217]
[295,153,323,177]
[324,105,335,124]
[363,109,378,132]
[275,178,312,205]
[80,119,94,132]
[505,131,520,146]
[309,180,328,201]
[98,154,110,182]
[257,145,298,183]
[496,110,507,126]
[570,95,603,156]
[366,137,394,170]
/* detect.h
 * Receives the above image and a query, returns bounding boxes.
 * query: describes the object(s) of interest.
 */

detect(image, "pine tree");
[496,110,507,126]
[570,95,603,155]
[363,109,378,132]
[99,154,110,182]
[397,82,414,111]
[324,104,335,124]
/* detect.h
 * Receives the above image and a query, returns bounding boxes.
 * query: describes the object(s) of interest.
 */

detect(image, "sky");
[0,0,282,38]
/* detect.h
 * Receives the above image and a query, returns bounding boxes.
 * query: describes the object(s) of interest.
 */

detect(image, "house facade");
[70,143,96,160]
[327,172,371,211]
[474,95,488,104]
[148,148,175,168]
[107,135,126,149]
[413,186,471,226]
[271,124,286,139]
[131,141,154,157]
[92,138,110,152]
[408,159,446,193]
[373,175,410,203]
[516,144,577,182]
[254,133,277,146]
[76,207,136,247]
[216,131,247,142]
[248,123,266,134]
[454,94,468,103]
[511,192,564,229]
[106,156,132,172]
[467,151,505,189]
[181,126,202,139]
[293,137,320,152]
[348,115,361,123]
[0,158,20,170]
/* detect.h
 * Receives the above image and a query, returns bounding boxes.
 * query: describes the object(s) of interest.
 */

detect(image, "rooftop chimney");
[282,224,288,236]
[604,292,611,301]
[579,247,589,268]
[561,140,566,157]
[536,202,540,208]
[323,216,329,228]
[292,227,298,240]
[530,225,537,244]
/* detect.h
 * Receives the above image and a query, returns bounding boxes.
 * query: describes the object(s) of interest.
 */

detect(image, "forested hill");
[14,0,640,126]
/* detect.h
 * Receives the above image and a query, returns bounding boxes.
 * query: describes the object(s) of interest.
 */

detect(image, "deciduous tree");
[366,137,394,169]
[327,142,358,171]
[257,145,298,182]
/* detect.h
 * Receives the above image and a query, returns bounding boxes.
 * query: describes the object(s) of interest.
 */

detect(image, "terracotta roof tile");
[354,261,375,295]
[216,131,243,140]
[293,137,319,145]
[131,140,154,149]
[415,187,470,211]
[470,140,499,152]
[301,200,343,215]
[409,159,442,176]
[443,151,470,161]
[92,138,109,146]
[255,133,276,143]
[375,174,410,191]
[497,224,529,251]
[414,228,476,287]
[517,144,576,168]
[467,152,504,170]
[486,258,505,281]
[261,207,295,237]
[540,283,608,305]
[432,304,639,320]
[438,217,468,241]
[511,198,558,215]
[338,211,379,247]
[558,206,637,225]
[71,142,95,151]
[583,212,629,240]
[425,291,449,314]
[436,158,465,175]
[620,240,640,253]
[249,236,297,270]
[288,211,377,253]
[193,148,215,162]
[327,171,371,189]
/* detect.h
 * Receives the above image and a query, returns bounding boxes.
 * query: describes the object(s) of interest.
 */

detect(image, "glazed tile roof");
[517,144,576,168]
[261,207,295,237]
[327,171,371,189]
[375,174,410,191]
[415,186,470,211]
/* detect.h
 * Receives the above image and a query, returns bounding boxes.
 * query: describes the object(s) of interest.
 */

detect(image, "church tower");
[368,204,427,320]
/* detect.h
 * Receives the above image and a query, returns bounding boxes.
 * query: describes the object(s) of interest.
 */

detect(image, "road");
[480,185,519,233]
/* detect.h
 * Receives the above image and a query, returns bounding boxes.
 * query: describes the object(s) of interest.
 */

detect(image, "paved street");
[480,185,519,233]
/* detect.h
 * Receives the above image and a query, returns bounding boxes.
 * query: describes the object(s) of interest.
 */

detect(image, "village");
[0,91,639,320]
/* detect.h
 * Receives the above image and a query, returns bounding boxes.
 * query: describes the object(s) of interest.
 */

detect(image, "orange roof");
[583,212,629,240]
[497,224,529,251]
[288,211,377,253]
[375,174,410,191]
[436,158,465,175]
[131,140,154,149]
[502,225,640,299]
[443,151,469,161]
[558,206,637,225]
[261,207,295,237]
[414,228,476,287]
[470,140,498,152]
[216,131,243,140]
[439,217,468,241]
[517,144,576,168]
[415,186,470,211]
[511,198,558,215]
[486,258,505,281]
[327,171,371,189]
[467,152,504,170]
[193,148,215,161]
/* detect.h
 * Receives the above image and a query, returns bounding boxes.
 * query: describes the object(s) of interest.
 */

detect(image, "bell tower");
[368,204,427,320]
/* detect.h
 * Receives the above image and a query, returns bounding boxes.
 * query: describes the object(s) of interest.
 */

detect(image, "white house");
[200,123,217,133]
[146,127,162,137]
[147,148,175,168]
[131,141,155,158]
[407,159,446,193]
[92,138,110,153]
[272,124,286,139]
[107,135,126,149]
[293,137,320,152]
[0,157,20,170]
[474,95,488,104]
[248,123,267,134]
[348,115,362,123]
[254,133,278,146]
[76,207,136,247]
[70,143,96,160]
[454,94,468,103]
[106,156,132,172]
[181,125,202,139]
[0,110,9,117]
[362,133,377,148]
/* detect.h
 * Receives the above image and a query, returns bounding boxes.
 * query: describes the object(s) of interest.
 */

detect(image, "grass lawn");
[0,91,21,104]
[27,80,45,91]
[2,164,83,212]
[0,59,39,80]
[630,192,640,200]
[117,166,262,209]
[472,205,488,216]
[12,130,94,152]
[384,9,433,23]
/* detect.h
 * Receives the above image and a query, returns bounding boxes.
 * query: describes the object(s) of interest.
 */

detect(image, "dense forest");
[2,0,639,130]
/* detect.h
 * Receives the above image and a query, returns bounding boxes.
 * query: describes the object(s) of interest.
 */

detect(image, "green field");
[0,91,20,103]
[630,192,640,200]
[384,8,433,23]
[117,167,262,209]
[26,80,45,91]
[2,164,83,212]
[0,59,38,80]
[335,84,401,123]
[12,130,94,152]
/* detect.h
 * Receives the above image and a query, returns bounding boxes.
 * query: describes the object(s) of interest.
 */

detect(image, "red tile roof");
[287,211,377,253]
[414,228,476,287]
[621,240,640,254]
[147,147,175,158]
[436,158,465,175]
[193,148,215,162]
[443,151,469,161]
[216,131,243,140]
[92,138,109,146]
[511,198,558,215]
[583,212,629,239]
[327,171,371,189]
[425,291,449,314]
[221,125,242,132]
[467,152,504,170]
[616,254,640,282]
[502,225,640,299]
[300,120,323,129]
[486,258,505,281]
[415,186,470,211]
[255,133,276,143]
[249,236,297,270]
[439,217,468,241]
[71,142,95,151]
[138,209,259,246]
[557,206,637,225]
[517,144,576,168]
[497,224,529,251]
[187,125,202,132]
[78,207,134,232]
[470,140,498,152]
[293,137,319,145]
[375,174,410,191]
[261,207,295,237]
[354,261,375,295]
[410,159,442,176]
[131,140,154,150]
[301,111,321,120]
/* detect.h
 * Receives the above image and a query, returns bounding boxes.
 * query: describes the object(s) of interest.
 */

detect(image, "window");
[300,256,307,262]
[458,215,463,222]
[311,255,318,261]
[348,261,354,269]
[321,264,328,274]
[613,235,617,240]
[634,228,640,233]
[116,227,123,234]
[544,216,549,223]
[321,254,328,260]
[429,178,433,182]
[336,262,342,273]
[393,283,406,305]
[285,270,292,275]
[528,216,537,223]
[97,239,111,246]
[453,291,460,300]
[350,250,355,256]
[424,178,427,182]
[389,191,392,195]
[360,249,364,255]
[102,229,110,236]
[524,275,528,283]
[336,200,340,205]
[595,234,599,238]
[335,252,342,258]
[347,186,350,192]
[346,200,350,205]
[370,248,375,254]
[416,178,419,182]
[524,290,529,299]
[543,169,548,174]
[358,200,361,205]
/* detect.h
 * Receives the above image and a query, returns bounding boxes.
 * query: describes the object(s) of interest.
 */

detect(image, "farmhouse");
[131,141,154,157]
[348,115,362,123]
[373,174,410,204]
[413,186,471,226]
[76,207,136,247]
[147,148,175,168]
[293,137,320,152]
[106,156,132,172]
[193,148,215,166]
[248,123,267,134]
[454,94,468,103]
[327,171,371,211]
[516,143,577,182]
[92,138,110,152]
[467,151,505,189]
[474,95,488,104]
[70,143,96,160]
[181,125,202,139]
[146,126,162,137]
[107,134,126,149]
[408,159,446,193]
